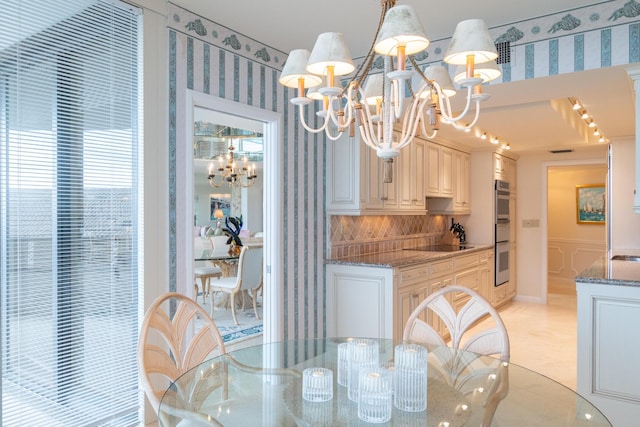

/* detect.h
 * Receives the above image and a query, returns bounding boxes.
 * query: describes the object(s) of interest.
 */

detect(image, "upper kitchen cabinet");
[398,137,427,210]
[494,152,517,191]
[425,142,471,215]
[453,150,471,214]
[326,131,426,215]
[426,143,454,198]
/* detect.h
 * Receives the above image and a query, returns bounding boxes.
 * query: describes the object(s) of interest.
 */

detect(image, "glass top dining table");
[158,338,611,426]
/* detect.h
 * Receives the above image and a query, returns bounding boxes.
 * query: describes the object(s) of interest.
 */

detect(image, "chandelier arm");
[416,95,440,139]
[392,79,404,119]
[354,91,381,149]
[296,104,330,134]
[419,112,439,139]
[449,102,481,130]
[208,174,224,188]
[358,123,381,151]
[396,95,419,144]
[395,96,424,150]
[324,94,354,134]
[418,101,439,139]
[437,84,475,123]
[324,126,345,141]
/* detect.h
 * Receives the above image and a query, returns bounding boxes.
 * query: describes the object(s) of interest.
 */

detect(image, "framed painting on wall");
[210,193,231,221]
[576,184,605,224]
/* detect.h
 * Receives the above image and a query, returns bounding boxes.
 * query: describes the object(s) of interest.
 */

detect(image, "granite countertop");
[576,249,640,287]
[325,244,494,269]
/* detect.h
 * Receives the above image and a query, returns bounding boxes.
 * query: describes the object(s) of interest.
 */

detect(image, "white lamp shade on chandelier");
[413,65,457,99]
[279,49,323,97]
[444,19,498,65]
[278,0,500,181]
[374,5,430,58]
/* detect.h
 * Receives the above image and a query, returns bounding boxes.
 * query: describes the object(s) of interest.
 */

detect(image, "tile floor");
[494,282,578,390]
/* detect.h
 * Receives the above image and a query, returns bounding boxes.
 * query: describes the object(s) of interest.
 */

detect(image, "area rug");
[198,292,263,343]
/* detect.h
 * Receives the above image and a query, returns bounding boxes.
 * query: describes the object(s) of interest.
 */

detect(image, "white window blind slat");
[1,1,142,425]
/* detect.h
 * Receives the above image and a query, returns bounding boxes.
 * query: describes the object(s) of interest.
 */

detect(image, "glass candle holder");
[358,366,393,423]
[337,342,350,387]
[381,361,395,393]
[393,343,428,412]
[302,367,333,402]
[347,338,379,402]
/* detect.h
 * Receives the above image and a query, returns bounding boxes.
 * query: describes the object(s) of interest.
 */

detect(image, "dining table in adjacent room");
[158,338,611,426]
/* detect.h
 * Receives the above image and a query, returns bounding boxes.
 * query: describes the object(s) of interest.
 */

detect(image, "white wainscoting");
[548,238,606,284]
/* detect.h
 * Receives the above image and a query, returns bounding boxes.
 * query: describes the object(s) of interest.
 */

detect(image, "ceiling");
[173,0,636,155]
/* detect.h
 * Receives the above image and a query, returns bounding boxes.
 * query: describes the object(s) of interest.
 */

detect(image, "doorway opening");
[183,91,284,344]
[544,161,607,301]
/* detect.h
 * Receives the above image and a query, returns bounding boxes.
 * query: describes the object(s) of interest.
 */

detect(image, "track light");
[480,132,487,140]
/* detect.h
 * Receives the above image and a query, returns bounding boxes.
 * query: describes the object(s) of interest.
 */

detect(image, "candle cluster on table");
[303,339,429,424]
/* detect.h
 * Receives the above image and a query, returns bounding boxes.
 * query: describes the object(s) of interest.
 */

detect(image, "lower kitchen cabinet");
[576,280,640,426]
[326,249,496,342]
[325,265,394,339]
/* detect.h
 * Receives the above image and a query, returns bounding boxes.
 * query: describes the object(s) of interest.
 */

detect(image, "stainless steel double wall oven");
[495,180,510,286]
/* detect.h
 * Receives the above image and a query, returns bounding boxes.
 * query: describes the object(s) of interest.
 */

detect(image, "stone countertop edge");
[575,250,640,288]
[324,244,494,269]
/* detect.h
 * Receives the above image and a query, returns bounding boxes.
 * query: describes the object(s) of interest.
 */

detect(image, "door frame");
[183,90,284,343]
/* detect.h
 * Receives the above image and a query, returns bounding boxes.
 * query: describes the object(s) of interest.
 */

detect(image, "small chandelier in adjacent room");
[278,0,500,182]
[207,141,258,188]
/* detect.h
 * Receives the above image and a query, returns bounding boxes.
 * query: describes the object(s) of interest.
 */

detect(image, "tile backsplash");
[328,214,451,258]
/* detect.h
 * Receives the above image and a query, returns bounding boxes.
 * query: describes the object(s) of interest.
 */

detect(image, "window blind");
[0,1,142,425]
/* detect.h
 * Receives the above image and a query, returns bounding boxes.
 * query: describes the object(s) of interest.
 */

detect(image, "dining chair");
[193,237,222,303]
[209,244,262,324]
[403,285,510,426]
[403,285,510,362]
[138,292,228,424]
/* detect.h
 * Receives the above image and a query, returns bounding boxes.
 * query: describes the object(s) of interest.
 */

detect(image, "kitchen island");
[325,244,506,341]
[575,250,640,426]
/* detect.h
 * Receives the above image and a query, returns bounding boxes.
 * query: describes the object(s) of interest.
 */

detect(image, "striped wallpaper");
[168,4,325,343]
[167,0,639,342]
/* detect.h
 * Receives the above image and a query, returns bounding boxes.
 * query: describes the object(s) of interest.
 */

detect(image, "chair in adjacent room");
[138,292,227,425]
[209,244,263,325]
[193,236,222,303]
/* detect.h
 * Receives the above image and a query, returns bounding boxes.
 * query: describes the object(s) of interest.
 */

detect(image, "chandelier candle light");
[279,0,499,182]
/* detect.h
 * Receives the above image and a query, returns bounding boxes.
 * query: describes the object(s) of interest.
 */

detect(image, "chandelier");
[207,141,258,188]
[278,0,500,182]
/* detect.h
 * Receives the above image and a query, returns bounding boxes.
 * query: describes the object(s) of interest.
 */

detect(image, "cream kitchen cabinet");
[325,264,394,339]
[395,258,453,340]
[453,150,471,214]
[426,142,454,198]
[425,144,471,215]
[494,153,517,190]
[326,248,494,342]
[398,137,427,210]
[326,130,426,215]
[576,277,640,426]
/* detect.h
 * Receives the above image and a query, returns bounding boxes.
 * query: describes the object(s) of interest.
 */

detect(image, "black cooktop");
[404,245,473,252]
